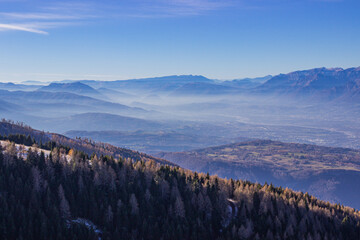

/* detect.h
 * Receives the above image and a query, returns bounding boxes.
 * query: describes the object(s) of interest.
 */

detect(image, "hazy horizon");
[1,65,359,84]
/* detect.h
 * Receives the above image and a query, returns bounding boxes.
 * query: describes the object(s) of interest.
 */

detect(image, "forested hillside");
[156,140,360,209]
[0,136,360,239]
[0,120,173,165]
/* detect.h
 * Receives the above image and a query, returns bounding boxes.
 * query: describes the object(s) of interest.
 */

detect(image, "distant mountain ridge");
[79,75,214,94]
[223,75,273,89]
[0,89,148,117]
[33,67,360,100]
[0,82,40,91]
[256,67,360,100]
[38,82,102,98]
[2,68,360,100]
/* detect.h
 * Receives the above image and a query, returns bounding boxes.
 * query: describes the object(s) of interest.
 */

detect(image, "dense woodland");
[0,135,360,239]
[0,120,172,165]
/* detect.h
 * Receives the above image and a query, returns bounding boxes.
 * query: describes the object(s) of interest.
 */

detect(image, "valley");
[2,1,359,238]
[155,140,360,209]
[1,67,360,210]
[0,68,360,208]
[1,68,360,153]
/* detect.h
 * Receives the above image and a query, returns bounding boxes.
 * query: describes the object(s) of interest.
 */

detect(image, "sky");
[0,0,359,82]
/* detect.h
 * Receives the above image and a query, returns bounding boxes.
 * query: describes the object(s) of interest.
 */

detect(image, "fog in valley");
[2,67,360,209]
[2,68,360,154]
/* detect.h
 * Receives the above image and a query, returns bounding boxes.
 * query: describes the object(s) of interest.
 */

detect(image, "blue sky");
[0,0,359,82]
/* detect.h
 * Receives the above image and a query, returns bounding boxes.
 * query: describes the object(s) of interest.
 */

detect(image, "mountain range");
[2,67,360,210]
[2,67,360,100]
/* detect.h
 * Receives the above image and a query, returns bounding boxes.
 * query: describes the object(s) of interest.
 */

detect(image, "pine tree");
[58,184,71,219]
[174,196,185,219]
[129,194,139,215]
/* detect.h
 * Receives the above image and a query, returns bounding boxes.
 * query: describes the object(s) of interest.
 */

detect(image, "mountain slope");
[46,112,165,132]
[0,99,23,112]
[222,75,273,89]
[65,129,243,153]
[38,82,102,98]
[0,120,172,165]
[80,75,214,93]
[96,87,135,100]
[0,82,41,91]
[256,67,360,100]
[1,130,360,239]
[155,139,360,209]
[0,89,147,117]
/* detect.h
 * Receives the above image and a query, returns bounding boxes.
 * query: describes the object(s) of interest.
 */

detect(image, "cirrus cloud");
[0,0,258,34]
[0,23,48,34]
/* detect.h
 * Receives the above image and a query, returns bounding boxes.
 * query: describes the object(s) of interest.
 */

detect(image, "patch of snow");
[0,140,71,162]
[68,218,102,240]
[222,199,239,228]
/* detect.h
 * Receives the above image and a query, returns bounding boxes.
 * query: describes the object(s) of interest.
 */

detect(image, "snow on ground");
[68,218,102,240]
[222,199,239,228]
[1,140,101,238]
[0,140,71,162]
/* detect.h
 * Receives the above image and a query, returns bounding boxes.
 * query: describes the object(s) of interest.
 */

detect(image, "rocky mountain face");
[256,67,360,101]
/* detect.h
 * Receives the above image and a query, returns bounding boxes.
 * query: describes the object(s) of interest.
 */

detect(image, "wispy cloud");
[0,1,95,34]
[0,0,235,34]
[0,23,48,34]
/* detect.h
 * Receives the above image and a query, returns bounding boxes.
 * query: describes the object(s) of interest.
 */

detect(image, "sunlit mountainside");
[1,121,360,239]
